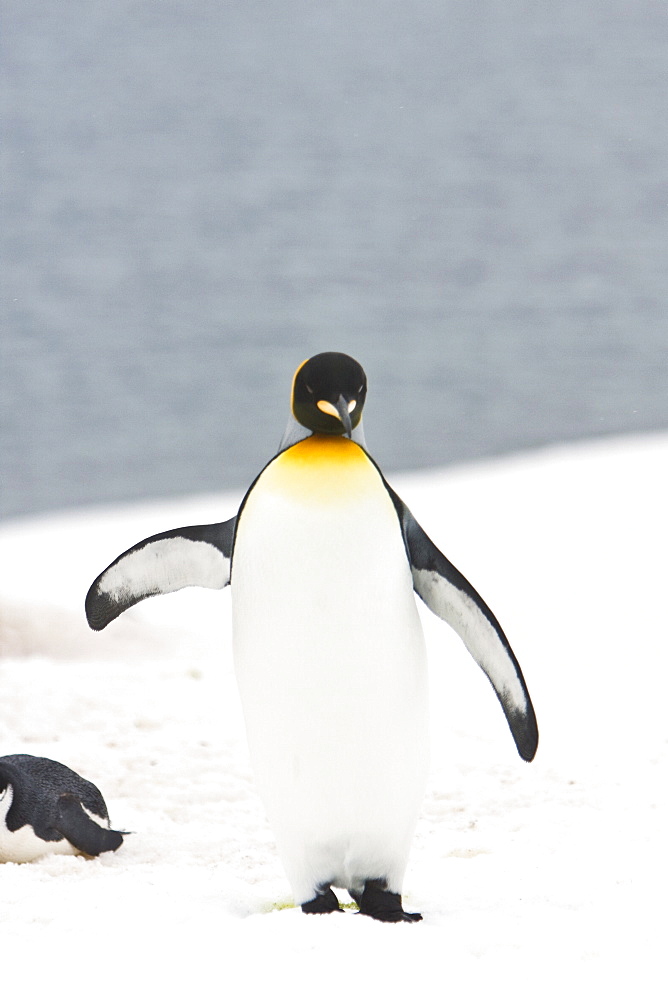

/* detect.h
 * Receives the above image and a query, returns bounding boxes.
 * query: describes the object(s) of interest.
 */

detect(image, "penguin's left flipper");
[86,518,236,631]
[55,794,125,856]
[390,490,538,762]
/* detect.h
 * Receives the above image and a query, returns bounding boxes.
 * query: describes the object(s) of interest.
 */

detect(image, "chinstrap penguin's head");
[291,353,367,438]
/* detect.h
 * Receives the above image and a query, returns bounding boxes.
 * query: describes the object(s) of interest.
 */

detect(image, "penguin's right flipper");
[386,488,538,763]
[86,518,236,630]
[55,794,125,856]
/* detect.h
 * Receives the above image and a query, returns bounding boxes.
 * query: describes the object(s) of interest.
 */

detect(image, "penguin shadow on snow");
[0,754,126,864]
[85,352,539,923]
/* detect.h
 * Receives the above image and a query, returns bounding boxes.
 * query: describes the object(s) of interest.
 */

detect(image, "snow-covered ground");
[0,434,665,998]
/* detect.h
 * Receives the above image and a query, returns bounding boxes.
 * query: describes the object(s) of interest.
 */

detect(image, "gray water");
[2,1,667,521]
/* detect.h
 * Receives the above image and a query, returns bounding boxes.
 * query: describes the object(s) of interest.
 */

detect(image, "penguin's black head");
[291,352,367,437]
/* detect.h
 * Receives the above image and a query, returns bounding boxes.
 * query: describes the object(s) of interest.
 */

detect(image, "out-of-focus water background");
[3,0,666,521]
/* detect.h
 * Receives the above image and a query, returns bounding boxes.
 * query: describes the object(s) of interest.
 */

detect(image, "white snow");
[0,434,665,998]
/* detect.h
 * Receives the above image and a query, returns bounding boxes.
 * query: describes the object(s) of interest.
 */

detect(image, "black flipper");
[85,517,236,630]
[387,486,538,762]
[55,793,125,856]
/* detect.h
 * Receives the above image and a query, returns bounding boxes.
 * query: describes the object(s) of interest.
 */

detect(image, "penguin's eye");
[357,384,364,394]
[305,384,314,395]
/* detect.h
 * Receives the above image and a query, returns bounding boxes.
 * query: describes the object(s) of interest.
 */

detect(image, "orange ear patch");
[290,359,310,412]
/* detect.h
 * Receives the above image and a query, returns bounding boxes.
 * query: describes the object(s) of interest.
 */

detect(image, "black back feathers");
[0,755,125,857]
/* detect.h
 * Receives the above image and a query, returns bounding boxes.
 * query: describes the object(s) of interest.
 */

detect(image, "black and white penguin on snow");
[0,754,125,863]
[86,352,538,921]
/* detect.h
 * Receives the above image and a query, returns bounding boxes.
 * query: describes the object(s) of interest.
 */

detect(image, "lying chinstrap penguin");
[86,351,538,922]
[0,754,125,862]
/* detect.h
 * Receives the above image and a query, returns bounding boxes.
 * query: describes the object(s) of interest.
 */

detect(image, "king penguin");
[0,754,125,863]
[86,352,538,921]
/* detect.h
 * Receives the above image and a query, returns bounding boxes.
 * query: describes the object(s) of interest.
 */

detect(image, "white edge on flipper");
[383,483,538,762]
[85,518,236,631]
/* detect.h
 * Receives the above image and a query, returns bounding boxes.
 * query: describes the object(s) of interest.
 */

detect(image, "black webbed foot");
[301,886,342,914]
[356,879,422,923]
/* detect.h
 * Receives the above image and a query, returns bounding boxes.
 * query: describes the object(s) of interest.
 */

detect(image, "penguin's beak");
[316,395,355,437]
[334,394,354,438]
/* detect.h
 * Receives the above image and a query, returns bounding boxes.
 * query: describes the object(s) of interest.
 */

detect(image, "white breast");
[230,440,429,902]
